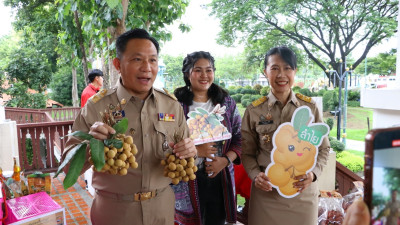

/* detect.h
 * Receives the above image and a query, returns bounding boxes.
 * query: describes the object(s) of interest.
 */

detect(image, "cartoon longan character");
[266,106,329,198]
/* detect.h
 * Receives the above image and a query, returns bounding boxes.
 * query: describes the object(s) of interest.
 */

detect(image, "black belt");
[260,166,266,172]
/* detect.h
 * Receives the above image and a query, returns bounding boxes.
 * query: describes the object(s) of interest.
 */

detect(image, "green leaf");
[310,124,329,136]
[197,108,208,115]
[54,143,87,178]
[90,138,105,171]
[188,111,201,118]
[106,0,120,9]
[116,2,123,19]
[62,131,93,141]
[293,107,310,131]
[104,139,123,149]
[113,118,128,134]
[63,144,87,190]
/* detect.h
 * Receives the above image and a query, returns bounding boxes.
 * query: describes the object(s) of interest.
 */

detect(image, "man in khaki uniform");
[62,28,197,225]
[241,46,330,225]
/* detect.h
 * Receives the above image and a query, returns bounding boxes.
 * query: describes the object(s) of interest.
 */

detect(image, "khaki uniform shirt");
[62,81,189,225]
[241,91,330,225]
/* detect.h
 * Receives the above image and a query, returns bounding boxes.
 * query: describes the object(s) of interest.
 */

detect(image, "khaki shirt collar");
[116,80,156,105]
[267,90,300,107]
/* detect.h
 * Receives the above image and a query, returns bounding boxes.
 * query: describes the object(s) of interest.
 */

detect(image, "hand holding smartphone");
[364,126,400,225]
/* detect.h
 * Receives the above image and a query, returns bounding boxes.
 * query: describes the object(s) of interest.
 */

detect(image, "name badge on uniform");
[158,113,175,122]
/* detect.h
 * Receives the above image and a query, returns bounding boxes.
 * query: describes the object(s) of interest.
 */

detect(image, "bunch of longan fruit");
[92,134,139,175]
[161,153,198,185]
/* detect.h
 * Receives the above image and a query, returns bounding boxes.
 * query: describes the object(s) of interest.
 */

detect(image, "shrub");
[292,86,301,93]
[348,90,360,101]
[317,89,326,97]
[253,84,262,94]
[231,94,243,103]
[325,118,334,131]
[260,86,270,96]
[241,94,251,102]
[336,151,364,173]
[299,88,312,97]
[322,90,338,111]
[347,100,360,107]
[240,88,256,95]
[330,138,345,151]
[250,95,262,102]
[241,99,251,108]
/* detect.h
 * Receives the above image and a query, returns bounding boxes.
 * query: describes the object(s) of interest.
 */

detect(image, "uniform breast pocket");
[153,123,172,159]
[255,124,277,150]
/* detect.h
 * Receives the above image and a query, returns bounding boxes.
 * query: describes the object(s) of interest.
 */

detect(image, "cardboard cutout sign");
[187,104,232,145]
[265,106,329,198]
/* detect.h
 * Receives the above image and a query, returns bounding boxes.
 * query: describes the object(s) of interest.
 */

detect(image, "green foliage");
[348,90,360,101]
[299,88,312,97]
[210,0,398,81]
[330,138,345,151]
[322,90,338,111]
[325,118,334,131]
[292,86,302,93]
[383,168,400,192]
[241,94,251,102]
[161,54,185,90]
[250,95,262,102]
[49,65,85,106]
[5,82,47,109]
[26,138,33,166]
[354,49,397,76]
[260,86,270,96]
[253,84,262,94]
[317,88,327,97]
[231,94,243,103]
[347,100,360,107]
[241,99,251,108]
[335,151,364,173]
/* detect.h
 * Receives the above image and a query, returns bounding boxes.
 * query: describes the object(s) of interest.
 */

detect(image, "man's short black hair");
[88,69,103,83]
[115,28,160,59]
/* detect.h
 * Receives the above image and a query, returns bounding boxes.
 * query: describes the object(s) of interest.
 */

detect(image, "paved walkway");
[51,173,93,225]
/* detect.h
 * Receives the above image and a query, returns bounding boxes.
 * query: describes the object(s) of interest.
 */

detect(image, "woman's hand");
[204,155,228,178]
[195,142,218,158]
[293,172,314,193]
[89,122,115,140]
[255,172,272,192]
[171,138,197,159]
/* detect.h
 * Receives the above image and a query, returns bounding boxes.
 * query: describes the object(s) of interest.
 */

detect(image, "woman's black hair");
[264,46,297,70]
[174,51,228,106]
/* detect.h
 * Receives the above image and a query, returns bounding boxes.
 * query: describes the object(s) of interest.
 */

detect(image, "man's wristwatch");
[223,155,232,167]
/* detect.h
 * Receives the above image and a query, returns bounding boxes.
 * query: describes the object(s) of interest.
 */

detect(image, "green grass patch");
[237,104,245,117]
[329,128,369,142]
[237,195,245,206]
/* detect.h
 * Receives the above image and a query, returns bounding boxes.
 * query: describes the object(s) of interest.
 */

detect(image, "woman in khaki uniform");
[241,46,330,225]
[62,29,197,225]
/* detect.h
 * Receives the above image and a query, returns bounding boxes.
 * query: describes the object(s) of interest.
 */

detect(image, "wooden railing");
[5,107,79,173]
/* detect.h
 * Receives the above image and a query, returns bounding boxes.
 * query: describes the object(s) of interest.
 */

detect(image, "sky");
[0,0,397,58]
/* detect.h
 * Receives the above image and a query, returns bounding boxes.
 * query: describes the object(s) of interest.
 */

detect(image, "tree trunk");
[108,0,129,87]
[71,54,79,107]
[74,10,89,86]
[100,47,110,89]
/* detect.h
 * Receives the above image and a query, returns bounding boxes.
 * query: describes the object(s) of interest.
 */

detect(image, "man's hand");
[170,138,197,159]
[89,122,115,140]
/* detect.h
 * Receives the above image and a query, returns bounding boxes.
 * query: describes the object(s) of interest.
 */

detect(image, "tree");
[354,49,397,75]
[210,0,398,86]
[161,54,185,91]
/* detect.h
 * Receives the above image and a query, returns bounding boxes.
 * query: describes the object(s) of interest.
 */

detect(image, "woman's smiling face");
[264,54,296,99]
[189,58,215,93]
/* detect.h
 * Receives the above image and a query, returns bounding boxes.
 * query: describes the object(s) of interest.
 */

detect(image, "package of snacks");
[318,190,345,225]
[27,173,51,194]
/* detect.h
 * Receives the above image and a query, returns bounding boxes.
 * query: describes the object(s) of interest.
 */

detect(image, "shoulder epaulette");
[295,93,312,103]
[154,88,177,101]
[90,88,115,104]
[252,96,268,107]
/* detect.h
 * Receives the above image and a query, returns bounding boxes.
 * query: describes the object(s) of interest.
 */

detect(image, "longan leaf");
[113,118,128,134]
[293,107,310,131]
[90,138,105,171]
[54,143,86,178]
[63,143,87,189]
[62,131,93,140]
[188,111,200,118]
[196,108,208,115]
[309,124,329,136]
[104,139,123,149]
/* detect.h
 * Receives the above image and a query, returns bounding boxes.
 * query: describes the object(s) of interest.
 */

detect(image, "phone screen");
[365,127,400,224]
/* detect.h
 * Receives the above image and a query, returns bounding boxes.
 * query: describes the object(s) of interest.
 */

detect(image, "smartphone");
[364,126,400,224]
